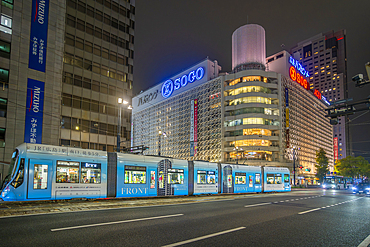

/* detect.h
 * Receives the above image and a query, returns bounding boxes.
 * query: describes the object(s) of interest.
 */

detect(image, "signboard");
[289,57,309,90]
[29,0,50,72]
[25,78,44,144]
[190,99,198,156]
[162,67,204,98]
[333,137,338,161]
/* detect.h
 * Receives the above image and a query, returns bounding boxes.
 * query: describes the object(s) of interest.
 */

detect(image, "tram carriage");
[1,143,290,201]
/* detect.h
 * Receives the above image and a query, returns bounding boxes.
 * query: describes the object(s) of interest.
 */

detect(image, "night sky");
[133,0,370,160]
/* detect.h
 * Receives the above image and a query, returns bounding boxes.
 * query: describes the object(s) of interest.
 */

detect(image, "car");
[352,183,370,195]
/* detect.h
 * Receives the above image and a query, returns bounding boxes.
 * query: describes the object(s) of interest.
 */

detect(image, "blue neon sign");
[289,56,309,77]
[321,95,330,105]
[161,67,205,98]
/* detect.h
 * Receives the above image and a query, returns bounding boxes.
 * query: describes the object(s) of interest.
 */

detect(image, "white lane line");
[295,199,299,201]
[298,208,321,215]
[51,214,184,232]
[290,199,295,201]
[273,202,279,204]
[300,198,303,199]
[285,200,290,202]
[358,234,370,247]
[162,227,246,247]
[280,201,284,203]
[244,202,272,208]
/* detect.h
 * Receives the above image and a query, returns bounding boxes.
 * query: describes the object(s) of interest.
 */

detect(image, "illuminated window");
[327,72,331,74]
[124,165,146,184]
[315,72,318,75]
[243,128,271,136]
[233,139,271,147]
[326,65,329,68]
[333,60,336,63]
[321,67,325,70]
[315,65,318,68]
[321,70,325,73]
[333,88,336,90]
[0,14,12,34]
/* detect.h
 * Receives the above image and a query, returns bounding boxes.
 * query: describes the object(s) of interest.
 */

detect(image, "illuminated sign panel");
[333,137,338,161]
[289,57,309,90]
[289,57,309,77]
[314,89,330,105]
[162,67,204,98]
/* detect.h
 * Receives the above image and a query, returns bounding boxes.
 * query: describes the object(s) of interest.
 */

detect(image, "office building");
[0,0,135,161]
[290,30,348,160]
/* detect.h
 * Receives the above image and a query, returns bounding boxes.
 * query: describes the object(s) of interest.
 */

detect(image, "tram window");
[168,168,184,184]
[197,171,206,184]
[56,161,79,183]
[284,174,289,183]
[249,175,253,187]
[33,164,48,189]
[81,162,101,184]
[11,158,24,188]
[266,174,274,184]
[207,171,216,184]
[150,171,155,188]
[235,172,246,184]
[255,173,261,184]
[124,165,146,184]
[274,174,282,184]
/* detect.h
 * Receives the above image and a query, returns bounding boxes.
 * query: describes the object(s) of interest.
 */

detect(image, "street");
[0,189,369,247]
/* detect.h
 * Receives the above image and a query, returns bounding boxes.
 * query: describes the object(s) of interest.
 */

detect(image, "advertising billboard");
[24,78,45,144]
[29,0,50,72]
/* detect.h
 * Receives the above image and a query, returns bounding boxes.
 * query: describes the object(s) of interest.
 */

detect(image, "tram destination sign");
[26,144,107,157]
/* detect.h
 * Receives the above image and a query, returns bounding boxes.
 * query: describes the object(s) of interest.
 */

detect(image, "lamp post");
[233,146,243,164]
[158,130,162,156]
[158,130,167,156]
[292,146,298,186]
[117,98,128,152]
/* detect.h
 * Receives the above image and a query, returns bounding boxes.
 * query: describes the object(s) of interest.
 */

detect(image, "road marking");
[295,199,299,200]
[51,214,184,232]
[162,227,246,247]
[273,202,279,203]
[244,202,272,208]
[358,234,370,247]
[298,208,321,215]
[285,200,290,202]
[280,201,284,202]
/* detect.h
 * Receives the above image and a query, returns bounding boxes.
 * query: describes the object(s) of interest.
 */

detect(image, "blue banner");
[25,78,45,144]
[285,88,289,107]
[29,0,49,72]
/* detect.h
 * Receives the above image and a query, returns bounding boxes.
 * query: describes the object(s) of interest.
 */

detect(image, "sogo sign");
[161,67,205,98]
[289,57,309,90]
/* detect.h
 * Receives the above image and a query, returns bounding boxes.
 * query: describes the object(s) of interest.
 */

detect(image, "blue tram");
[1,143,291,201]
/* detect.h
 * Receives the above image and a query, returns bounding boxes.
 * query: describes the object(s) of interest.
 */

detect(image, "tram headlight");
[322,185,326,189]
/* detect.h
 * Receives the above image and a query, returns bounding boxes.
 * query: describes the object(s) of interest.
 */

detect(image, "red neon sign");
[314,89,321,100]
[289,66,309,90]
[333,137,338,160]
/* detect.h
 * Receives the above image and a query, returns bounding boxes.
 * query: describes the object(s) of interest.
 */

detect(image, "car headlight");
[322,185,326,188]
[352,187,357,190]
[366,188,370,191]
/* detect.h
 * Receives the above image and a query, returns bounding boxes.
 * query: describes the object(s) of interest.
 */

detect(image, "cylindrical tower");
[232,24,266,72]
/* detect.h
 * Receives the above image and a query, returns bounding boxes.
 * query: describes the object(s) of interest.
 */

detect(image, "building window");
[0,128,4,147]
[0,97,7,117]
[0,68,9,89]
[0,14,12,34]
[2,0,13,9]
[0,39,10,59]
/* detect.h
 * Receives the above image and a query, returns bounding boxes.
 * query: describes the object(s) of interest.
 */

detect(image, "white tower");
[232,24,266,72]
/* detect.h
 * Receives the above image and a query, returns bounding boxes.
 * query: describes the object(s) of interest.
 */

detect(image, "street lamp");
[117,98,128,152]
[233,146,243,164]
[158,130,167,156]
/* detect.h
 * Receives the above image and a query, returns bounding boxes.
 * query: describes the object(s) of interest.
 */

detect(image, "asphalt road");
[0,189,369,247]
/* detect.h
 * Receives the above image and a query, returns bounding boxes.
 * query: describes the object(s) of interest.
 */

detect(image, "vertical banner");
[190,100,194,156]
[194,99,198,155]
[25,78,45,144]
[29,0,50,72]
[333,137,338,161]
[285,88,289,148]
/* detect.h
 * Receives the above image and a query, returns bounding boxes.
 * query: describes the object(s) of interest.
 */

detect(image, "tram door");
[28,159,53,199]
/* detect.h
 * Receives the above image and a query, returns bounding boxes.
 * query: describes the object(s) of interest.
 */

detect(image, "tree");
[315,148,329,182]
[336,156,370,179]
